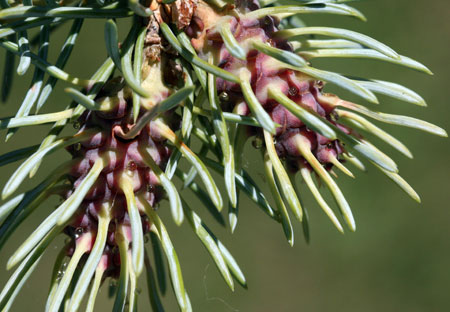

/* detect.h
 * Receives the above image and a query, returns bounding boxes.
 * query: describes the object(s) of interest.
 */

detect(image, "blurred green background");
[1,0,449,311]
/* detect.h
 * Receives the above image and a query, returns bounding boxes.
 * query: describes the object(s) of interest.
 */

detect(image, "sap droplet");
[74,227,84,239]
[56,270,64,280]
[315,80,324,90]
[127,161,137,171]
[72,121,81,130]
[219,92,229,103]
[252,137,263,149]
[263,16,272,26]
[288,87,298,97]
[147,184,155,193]
[57,262,68,280]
